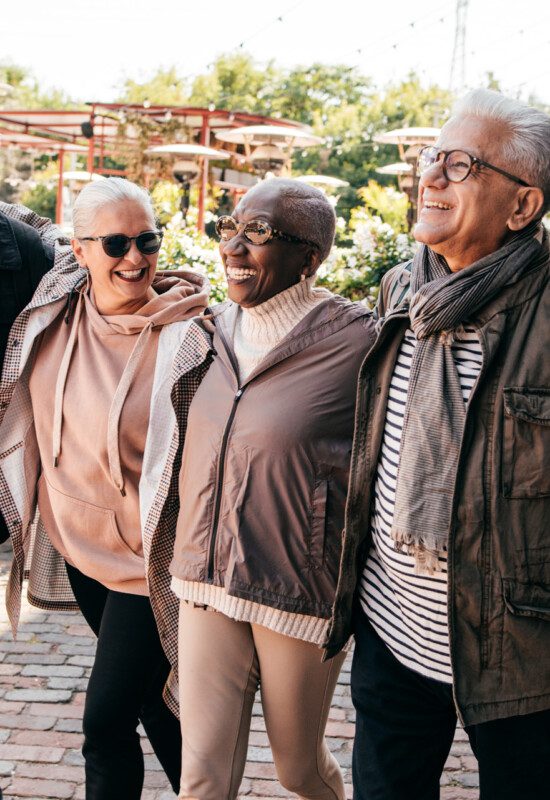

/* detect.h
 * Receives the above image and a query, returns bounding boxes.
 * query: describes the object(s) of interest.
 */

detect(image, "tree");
[0,61,75,109]
[271,63,371,123]
[188,53,280,115]
[117,67,188,106]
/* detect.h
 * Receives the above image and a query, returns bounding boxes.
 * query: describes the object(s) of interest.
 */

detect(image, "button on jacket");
[171,297,376,624]
[326,235,550,725]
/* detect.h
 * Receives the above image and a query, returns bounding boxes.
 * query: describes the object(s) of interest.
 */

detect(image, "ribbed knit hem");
[171,578,329,646]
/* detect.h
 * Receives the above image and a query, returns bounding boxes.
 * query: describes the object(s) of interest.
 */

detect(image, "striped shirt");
[360,325,482,683]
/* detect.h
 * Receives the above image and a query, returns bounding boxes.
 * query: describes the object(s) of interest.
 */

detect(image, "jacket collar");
[211,295,370,387]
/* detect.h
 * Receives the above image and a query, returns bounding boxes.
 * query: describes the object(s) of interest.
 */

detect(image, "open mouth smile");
[423,201,453,211]
[226,266,257,283]
[114,267,148,282]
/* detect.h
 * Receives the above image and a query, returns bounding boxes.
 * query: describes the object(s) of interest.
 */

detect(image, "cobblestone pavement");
[0,544,480,799]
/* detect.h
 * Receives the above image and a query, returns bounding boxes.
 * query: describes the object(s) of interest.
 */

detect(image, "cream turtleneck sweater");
[172,277,337,646]
[233,276,331,381]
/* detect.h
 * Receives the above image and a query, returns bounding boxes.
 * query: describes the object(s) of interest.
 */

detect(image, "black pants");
[351,609,550,800]
[66,563,181,799]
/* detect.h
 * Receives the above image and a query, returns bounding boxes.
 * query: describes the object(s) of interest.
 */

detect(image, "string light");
[235,0,307,50]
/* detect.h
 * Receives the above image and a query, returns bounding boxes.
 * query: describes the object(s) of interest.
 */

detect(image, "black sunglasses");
[215,216,318,249]
[418,146,530,187]
[80,230,164,258]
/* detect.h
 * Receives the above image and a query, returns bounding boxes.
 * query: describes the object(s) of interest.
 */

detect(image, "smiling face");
[414,115,526,271]
[219,184,320,308]
[72,199,158,315]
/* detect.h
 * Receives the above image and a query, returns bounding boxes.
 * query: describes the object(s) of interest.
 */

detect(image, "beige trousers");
[177,602,346,800]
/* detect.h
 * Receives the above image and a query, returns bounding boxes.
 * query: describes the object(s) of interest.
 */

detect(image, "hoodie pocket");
[502,388,550,498]
[38,475,144,586]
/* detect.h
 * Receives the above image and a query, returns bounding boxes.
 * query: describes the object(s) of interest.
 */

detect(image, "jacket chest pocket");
[501,388,550,498]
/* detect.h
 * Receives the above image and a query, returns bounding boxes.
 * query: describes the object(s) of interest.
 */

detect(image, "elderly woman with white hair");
[0,178,212,799]
[169,178,377,800]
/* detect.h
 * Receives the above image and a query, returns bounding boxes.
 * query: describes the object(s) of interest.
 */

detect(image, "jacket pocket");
[503,578,550,622]
[309,478,328,568]
[501,388,550,498]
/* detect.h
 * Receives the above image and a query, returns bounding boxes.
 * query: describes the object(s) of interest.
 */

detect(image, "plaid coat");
[0,202,213,715]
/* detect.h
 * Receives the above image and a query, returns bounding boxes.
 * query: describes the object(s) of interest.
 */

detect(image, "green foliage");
[156,207,227,303]
[0,61,76,109]
[269,63,371,123]
[119,67,188,106]
[150,180,184,226]
[19,183,57,221]
[188,53,279,115]
[356,182,409,234]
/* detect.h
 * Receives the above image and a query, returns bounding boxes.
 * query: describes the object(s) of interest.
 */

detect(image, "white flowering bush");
[156,208,227,303]
[317,211,415,305]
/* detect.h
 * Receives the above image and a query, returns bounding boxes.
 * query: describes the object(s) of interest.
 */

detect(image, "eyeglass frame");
[79,230,164,257]
[215,215,319,249]
[418,146,530,188]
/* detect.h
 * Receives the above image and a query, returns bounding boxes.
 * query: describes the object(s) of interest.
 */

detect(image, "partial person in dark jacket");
[170,179,376,800]
[336,89,550,800]
[0,210,53,543]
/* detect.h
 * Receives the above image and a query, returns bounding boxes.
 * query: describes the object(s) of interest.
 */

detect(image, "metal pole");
[87,108,95,174]
[197,114,210,233]
[56,148,64,226]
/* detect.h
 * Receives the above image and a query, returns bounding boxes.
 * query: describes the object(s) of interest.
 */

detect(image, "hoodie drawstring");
[53,293,84,467]
[53,297,154,497]
[107,322,153,496]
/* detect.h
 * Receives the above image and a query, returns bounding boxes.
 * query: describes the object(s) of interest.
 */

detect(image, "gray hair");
[451,89,550,212]
[244,178,336,262]
[72,177,155,237]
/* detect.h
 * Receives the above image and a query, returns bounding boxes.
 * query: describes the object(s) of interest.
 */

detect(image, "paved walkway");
[0,543,480,799]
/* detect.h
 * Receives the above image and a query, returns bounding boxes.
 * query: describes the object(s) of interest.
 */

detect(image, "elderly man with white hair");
[322,89,550,799]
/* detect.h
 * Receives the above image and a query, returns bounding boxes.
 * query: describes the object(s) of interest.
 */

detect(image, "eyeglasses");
[418,146,530,187]
[215,216,318,249]
[80,230,164,258]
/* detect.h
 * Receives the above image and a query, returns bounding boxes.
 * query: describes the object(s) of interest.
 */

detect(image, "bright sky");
[2,0,549,105]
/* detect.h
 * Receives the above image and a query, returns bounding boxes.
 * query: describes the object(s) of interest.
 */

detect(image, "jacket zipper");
[206,319,245,582]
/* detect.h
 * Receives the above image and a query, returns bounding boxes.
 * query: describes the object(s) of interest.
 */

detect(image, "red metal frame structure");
[0,128,88,224]
[0,105,305,230]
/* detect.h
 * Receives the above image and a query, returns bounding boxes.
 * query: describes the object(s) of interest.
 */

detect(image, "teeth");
[117,269,143,278]
[227,267,256,279]
[425,201,451,210]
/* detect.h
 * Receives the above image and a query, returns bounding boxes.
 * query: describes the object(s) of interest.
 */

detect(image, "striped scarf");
[391,222,545,573]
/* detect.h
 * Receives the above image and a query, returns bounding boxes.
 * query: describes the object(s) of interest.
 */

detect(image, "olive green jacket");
[325,235,550,726]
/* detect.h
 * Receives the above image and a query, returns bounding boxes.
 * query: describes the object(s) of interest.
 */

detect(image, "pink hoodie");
[30,271,208,596]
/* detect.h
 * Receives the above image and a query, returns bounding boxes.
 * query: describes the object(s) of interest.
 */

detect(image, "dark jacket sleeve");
[0,212,54,542]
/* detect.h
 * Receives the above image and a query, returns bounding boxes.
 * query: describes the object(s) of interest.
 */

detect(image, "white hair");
[72,177,155,237]
[244,178,337,262]
[451,89,550,212]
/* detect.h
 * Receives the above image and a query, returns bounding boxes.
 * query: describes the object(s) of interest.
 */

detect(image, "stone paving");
[0,542,480,799]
